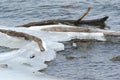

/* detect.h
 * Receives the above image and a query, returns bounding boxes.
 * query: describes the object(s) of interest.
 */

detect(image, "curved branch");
[0,29,45,52]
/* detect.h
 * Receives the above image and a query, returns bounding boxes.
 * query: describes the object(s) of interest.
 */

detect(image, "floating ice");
[0,24,106,80]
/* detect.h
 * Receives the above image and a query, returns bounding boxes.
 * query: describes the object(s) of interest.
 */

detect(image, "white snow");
[0,24,106,80]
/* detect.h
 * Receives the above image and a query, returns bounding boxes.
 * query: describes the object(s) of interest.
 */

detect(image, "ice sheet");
[0,24,106,80]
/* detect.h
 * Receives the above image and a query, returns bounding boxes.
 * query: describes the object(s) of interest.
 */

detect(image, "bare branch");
[77,6,91,22]
[0,29,45,52]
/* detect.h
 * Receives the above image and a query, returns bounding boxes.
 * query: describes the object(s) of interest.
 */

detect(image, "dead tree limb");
[40,26,120,42]
[74,7,91,25]
[17,7,108,29]
[41,27,89,32]
[17,16,108,29]
[80,16,109,29]
[89,29,120,37]
[89,29,120,42]
[41,26,120,36]
[0,29,45,52]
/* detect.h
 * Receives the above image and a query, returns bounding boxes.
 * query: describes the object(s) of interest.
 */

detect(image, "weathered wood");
[40,26,120,42]
[17,16,108,29]
[41,26,120,36]
[17,6,108,29]
[0,29,45,52]
[79,16,109,29]
[89,29,120,42]
[89,29,120,36]
[41,27,89,32]
[74,7,91,25]
[110,56,120,61]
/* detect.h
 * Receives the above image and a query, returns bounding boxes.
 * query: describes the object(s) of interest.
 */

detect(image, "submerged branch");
[0,29,45,52]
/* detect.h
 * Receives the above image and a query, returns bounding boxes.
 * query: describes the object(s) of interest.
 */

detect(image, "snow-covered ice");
[0,24,106,80]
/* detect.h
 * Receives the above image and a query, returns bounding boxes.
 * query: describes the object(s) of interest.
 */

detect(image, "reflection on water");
[44,42,120,80]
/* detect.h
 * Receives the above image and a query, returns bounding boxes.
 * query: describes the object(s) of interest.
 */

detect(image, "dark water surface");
[44,42,120,80]
[0,0,120,80]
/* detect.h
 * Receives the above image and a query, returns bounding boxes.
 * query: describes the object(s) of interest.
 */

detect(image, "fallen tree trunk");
[89,29,120,42]
[0,29,45,52]
[40,26,120,42]
[17,7,108,29]
[89,29,120,36]
[41,26,89,32]
[17,16,108,29]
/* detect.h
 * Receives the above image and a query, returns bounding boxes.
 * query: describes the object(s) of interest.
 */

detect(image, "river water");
[0,0,120,31]
[44,42,120,80]
[0,0,120,80]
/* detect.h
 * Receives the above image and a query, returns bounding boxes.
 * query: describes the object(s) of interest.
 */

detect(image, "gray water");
[0,0,120,31]
[0,0,120,80]
[44,42,120,80]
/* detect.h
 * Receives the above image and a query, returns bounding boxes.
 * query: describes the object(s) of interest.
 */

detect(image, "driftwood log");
[41,26,120,42]
[110,56,120,61]
[0,29,45,52]
[41,27,89,32]
[0,26,119,52]
[17,16,108,29]
[89,29,120,42]
[17,7,109,29]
